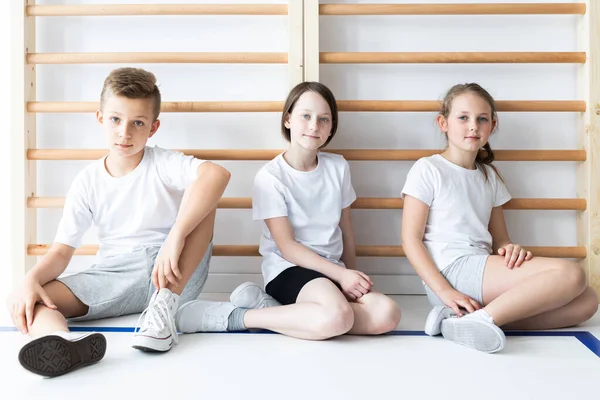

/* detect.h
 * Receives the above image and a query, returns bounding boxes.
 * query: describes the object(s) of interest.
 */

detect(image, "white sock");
[51,331,86,341]
[468,309,496,325]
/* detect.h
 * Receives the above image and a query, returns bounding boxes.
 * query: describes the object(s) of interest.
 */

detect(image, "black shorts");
[265,266,342,305]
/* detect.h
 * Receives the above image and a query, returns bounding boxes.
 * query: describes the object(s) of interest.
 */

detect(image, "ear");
[148,119,161,138]
[284,113,291,129]
[490,118,497,132]
[96,109,103,125]
[436,115,448,132]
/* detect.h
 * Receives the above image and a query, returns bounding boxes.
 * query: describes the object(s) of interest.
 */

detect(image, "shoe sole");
[19,333,106,378]
[132,335,174,353]
[424,306,445,336]
[441,318,506,353]
[229,282,256,307]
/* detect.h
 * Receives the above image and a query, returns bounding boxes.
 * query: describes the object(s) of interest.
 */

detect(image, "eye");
[478,117,489,122]
[133,120,145,127]
[302,114,310,120]
[110,117,120,123]
[458,116,467,121]
[319,117,329,123]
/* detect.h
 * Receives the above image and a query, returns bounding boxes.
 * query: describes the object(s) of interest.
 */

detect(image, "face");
[96,93,160,158]
[437,92,496,153]
[284,91,333,151]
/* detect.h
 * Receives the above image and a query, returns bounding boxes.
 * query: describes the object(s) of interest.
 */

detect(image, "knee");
[555,260,587,293]
[314,302,354,340]
[370,298,402,335]
[576,287,599,324]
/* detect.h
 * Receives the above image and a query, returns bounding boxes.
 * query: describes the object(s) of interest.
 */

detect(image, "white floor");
[1,295,599,400]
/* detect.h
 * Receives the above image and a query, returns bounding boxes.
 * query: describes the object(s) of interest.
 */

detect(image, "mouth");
[465,136,480,140]
[303,134,320,139]
[115,144,133,148]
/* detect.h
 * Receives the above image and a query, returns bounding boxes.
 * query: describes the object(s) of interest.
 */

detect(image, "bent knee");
[554,260,587,293]
[314,303,354,340]
[370,298,402,334]
[576,287,599,324]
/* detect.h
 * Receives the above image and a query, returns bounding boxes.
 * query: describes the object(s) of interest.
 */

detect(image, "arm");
[8,243,75,333]
[266,216,346,282]
[402,195,453,295]
[26,243,76,286]
[154,161,230,288]
[171,161,231,239]
[488,206,532,268]
[265,215,372,299]
[339,207,357,270]
[488,206,511,252]
[402,195,481,314]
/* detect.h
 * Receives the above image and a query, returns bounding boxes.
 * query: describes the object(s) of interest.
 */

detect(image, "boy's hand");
[7,278,57,334]
[152,233,185,290]
[337,269,373,301]
[498,243,533,269]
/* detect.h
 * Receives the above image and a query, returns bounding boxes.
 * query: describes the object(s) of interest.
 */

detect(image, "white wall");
[1,1,13,297]
[27,0,581,294]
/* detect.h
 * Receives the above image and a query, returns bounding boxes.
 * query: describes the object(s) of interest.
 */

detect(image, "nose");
[119,125,133,139]
[309,119,318,131]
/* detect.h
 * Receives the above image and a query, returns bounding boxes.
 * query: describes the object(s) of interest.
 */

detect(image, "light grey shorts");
[424,254,489,307]
[57,243,212,321]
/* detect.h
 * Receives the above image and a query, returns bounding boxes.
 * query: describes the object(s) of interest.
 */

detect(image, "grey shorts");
[57,243,212,321]
[424,254,488,307]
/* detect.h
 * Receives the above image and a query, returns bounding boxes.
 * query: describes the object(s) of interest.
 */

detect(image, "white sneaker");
[424,306,458,336]
[176,300,236,333]
[230,282,281,309]
[19,331,107,377]
[440,309,506,353]
[132,288,180,352]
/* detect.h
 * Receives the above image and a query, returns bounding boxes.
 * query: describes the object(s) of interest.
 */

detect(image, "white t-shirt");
[401,154,511,271]
[253,152,357,285]
[54,146,205,257]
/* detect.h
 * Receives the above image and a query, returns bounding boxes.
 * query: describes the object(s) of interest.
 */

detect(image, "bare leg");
[165,209,216,296]
[243,278,354,340]
[482,256,597,328]
[27,280,88,338]
[347,291,401,335]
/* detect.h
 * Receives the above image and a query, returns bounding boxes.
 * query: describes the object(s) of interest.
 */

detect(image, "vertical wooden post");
[577,0,599,297]
[12,0,37,287]
[303,0,319,82]
[288,0,304,88]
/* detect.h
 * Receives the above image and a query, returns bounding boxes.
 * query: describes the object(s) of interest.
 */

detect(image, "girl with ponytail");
[401,83,597,353]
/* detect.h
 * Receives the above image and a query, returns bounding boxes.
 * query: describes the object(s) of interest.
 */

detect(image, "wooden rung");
[336,100,587,113]
[27,244,586,258]
[26,149,586,162]
[27,52,585,65]
[27,100,586,113]
[28,101,283,113]
[27,52,288,64]
[27,4,288,16]
[319,3,586,15]
[27,197,587,211]
[320,52,586,64]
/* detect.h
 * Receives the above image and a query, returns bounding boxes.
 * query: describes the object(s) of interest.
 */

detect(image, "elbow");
[200,162,231,185]
[277,241,296,261]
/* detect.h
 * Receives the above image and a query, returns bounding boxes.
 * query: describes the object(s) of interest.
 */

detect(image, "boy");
[7,67,230,377]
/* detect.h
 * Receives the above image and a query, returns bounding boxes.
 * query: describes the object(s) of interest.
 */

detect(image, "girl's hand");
[337,269,373,301]
[498,244,532,269]
[437,288,481,316]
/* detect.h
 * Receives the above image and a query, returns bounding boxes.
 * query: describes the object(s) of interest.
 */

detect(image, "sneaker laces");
[134,295,179,344]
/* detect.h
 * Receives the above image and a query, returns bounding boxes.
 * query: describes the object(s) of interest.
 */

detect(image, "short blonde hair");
[100,68,161,120]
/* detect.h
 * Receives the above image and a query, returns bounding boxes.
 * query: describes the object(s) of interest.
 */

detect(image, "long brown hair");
[281,82,338,148]
[439,83,502,182]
